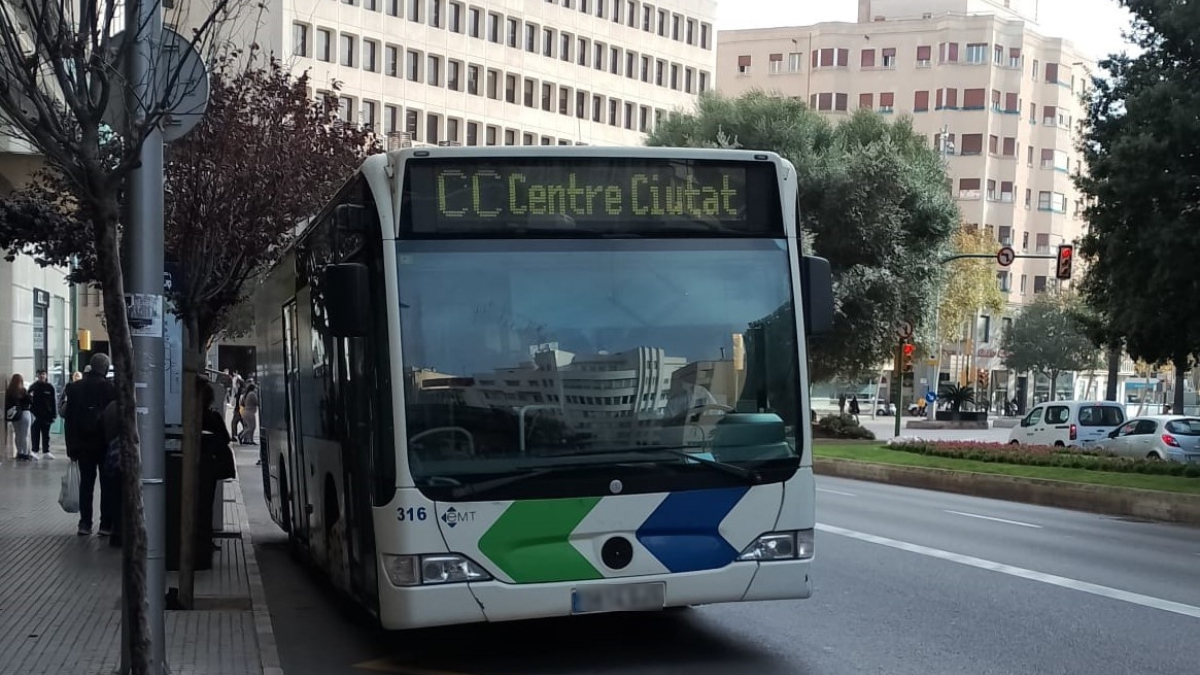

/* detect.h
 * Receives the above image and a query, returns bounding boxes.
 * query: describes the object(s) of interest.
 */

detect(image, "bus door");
[283,300,311,544]
[334,333,379,606]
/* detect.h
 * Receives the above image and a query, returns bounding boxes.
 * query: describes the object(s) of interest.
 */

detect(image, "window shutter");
[948,42,959,61]
[1009,47,1021,59]
[1005,92,1018,111]
[737,55,751,67]
[1003,137,1016,156]
[961,134,983,154]
[963,88,985,108]
[936,89,944,108]
[946,88,958,107]
[818,92,833,110]
[880,91,894,107]
[836,48,849,66]
[769,53,782,61]
[835,93,848,111]
[861,49,876,67]
[882,47,897,57]
[959,178,981,191]
[820,48,834,67]
[859,93,873,109]
[917,45,931,61]
[1045,62,1058,82]
[1043,105,1056,120]
[914,90,929,110]
[989,135,999,154]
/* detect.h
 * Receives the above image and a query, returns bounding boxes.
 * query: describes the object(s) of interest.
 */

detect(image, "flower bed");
[886,441,1200,478]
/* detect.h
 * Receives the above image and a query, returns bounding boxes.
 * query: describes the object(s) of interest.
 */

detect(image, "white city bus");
[254,146,833,630]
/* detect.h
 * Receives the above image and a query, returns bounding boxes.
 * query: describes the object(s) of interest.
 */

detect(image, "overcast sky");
[716,0,1137,61]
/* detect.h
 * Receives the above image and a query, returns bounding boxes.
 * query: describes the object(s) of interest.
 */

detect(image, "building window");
[642,5,651,31]
[1038,191,1067,213]
[447,59,460,90]
[467,121,479,146]
[960,134,983,155]
[624,102,634,129]
[686,19,696,45]
[576,91,586,118]
[595,42,605,70]
[559,87,570,115]
[1000,181,1014,203]
[506,18,518,47]
[317,29,332,62]
[361,100,377,129]
[699,71,708,92]
[578,37,589,66]
[505,74,516,103]
[670,63,679,89]
[626,51,636,78]
[993,44,1003,65]
[541,82,552,111]
[701,23,710,49]
[406,50,421,81]
[562,33,572,62]
[448,1,462,32]
[989,134,999,154]
[505,129,516,145]
[958,178,981,199]
[467,64,479,95]
[965,43,987,64]
[916,45,931,66]
[430,0,442,27]
[859,93,873,109]
[939,42,960,62]
[592,95,602,122]
[1045,62,1060,83]
[363,39,378,72]
[292,23,309,57]
[1009,47,1022,68]
[426,114,440,144]
[639,105,650,132]
[525,23,537,52]
[609,98,619,126]
[388,0,400,16]
[543,28,554,57]
[658,9,668,36]
[1034,276,1047,294]
[524,78,535,107]
[1002,136,1016,157]
[655,60,664,86]
[879,91,894,112]
[384,105,399,134]
[488,13,501,42]
[427,54,441,86]
[1025,189,1032,209]
[405,110,419,139]
[962,88,985,109]
[486,69,499,99]
[1032,58,1039,80]
[340,34,356,67]
[914,90,929,112]
[610,46,619,75]
[486,125,498,145]
[835,93,848,111]
[337,95,354,121]
[881,47,896,68]
[385,45,399,76]
[408,0,421,22]
[468,7,480,37]
[684,67,694,93]
[997,271,1011,292]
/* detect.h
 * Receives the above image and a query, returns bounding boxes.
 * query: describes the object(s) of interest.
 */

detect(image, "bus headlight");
[737,530,814,561]
[383,554,492,586]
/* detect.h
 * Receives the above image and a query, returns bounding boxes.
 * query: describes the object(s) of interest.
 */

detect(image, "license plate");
[571,582,665,615]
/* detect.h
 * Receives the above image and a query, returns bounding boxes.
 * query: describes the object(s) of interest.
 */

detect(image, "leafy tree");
[0,2,233,671]
[0,55,379,606]
[647,92,959,381]
[1075,0,1200,412]
[937,384,975,413]
[938,224,1006,345]
[1000,294,1097,400]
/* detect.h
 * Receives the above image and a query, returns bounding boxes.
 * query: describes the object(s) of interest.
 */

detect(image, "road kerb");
[814,457,1200,526]
[230,469,286,675]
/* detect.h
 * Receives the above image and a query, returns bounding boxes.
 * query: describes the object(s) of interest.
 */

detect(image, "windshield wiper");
[551,446,761,483]
[448,468,554,500]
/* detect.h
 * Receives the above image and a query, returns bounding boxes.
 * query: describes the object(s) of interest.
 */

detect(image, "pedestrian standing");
[28,370,57,459]
[62,353,118,536]
[239,383,259,445]
[848,394,861,420]
[838,393,847,415]
[5,374,34,461]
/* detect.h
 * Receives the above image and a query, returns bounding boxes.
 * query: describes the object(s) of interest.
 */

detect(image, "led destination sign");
[402,159,783,235]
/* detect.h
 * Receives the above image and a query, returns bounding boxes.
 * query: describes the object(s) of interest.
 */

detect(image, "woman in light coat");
[239,383,260,445]
[5,374,33,461]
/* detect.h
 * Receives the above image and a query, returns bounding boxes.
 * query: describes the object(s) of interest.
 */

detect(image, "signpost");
[996,246,1015,267]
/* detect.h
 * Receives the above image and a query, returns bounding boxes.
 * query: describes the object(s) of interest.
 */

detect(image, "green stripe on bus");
[478,498,603,583]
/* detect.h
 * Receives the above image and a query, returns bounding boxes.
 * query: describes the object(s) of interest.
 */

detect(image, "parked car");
[1008,400,1127,448]
[1095,415,1200,462]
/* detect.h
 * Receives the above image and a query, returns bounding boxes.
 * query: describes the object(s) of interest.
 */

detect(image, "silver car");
[1097,415,1200,462]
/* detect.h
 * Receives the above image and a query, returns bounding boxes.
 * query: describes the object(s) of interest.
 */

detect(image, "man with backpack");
[63,353,117,537]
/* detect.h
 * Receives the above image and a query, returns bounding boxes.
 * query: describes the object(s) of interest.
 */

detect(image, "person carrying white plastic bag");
[59,461,81,513]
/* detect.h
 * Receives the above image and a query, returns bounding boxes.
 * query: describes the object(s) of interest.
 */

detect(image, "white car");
[1008,401,1127,448]
[1096,415,1200,462]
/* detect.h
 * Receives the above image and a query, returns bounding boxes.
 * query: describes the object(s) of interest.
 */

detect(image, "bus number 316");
[398,507,428,522]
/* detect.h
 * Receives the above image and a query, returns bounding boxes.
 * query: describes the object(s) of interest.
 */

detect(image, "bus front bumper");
[376,558,812,631]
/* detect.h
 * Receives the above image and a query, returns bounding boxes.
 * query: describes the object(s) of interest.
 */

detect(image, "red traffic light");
[1056,244,1074,280]
[903,344,915,356]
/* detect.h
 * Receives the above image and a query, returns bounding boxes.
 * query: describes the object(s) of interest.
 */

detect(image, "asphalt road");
[235,448,1200,675]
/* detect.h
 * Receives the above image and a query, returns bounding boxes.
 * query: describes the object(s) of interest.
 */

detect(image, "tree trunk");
[93,206,152,674]
[1105,343,1121,401]
[178,317,206,609]
[1049,370,1059,402]
[1173,362,1187,415]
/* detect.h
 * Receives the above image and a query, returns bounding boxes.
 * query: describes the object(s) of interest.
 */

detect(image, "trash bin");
[165,434,215,572]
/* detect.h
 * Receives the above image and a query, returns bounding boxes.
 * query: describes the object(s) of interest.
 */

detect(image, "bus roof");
[385,145,788,165]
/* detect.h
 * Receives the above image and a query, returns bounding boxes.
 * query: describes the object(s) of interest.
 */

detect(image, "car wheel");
[1009,440,1020,445]
[1146,452,1162,461]
[1054,441,1065,447]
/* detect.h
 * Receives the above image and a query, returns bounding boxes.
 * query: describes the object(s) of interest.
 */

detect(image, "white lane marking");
[816,487,857,497]
[816,523,1200,620]
[944,509,1043,529]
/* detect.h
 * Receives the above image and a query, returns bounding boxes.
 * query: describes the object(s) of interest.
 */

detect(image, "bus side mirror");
[324,263,371,338]
[800,256,834,336]
[333,204,369,233]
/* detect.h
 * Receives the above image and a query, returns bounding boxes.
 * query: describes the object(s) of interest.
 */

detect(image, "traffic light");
[902,343,915,372]
[1056,244,1074,280]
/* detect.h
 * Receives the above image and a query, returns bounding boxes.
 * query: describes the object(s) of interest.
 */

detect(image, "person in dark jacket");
[62,353,118,536]
[100,398,123,547]
[28,370,57,459]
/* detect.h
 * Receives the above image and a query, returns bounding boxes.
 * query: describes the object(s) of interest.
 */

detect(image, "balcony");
[958,189,982,200]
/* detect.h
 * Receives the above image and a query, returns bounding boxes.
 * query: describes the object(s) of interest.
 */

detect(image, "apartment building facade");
[717,0,1096,404]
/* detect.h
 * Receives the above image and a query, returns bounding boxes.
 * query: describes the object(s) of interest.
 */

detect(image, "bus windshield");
[397,238,803,497]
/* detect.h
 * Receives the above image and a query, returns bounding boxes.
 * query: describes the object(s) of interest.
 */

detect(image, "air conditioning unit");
[386,131,412,150]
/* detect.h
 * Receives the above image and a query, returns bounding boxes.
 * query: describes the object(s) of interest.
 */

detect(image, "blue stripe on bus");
[635,487,750,573]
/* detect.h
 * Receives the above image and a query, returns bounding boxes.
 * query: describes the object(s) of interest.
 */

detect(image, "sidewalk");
[0,437,281,675]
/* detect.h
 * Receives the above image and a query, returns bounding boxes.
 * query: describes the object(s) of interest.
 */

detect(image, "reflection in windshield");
[397,239,802,487]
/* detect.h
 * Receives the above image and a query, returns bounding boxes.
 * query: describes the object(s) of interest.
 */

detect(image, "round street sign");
[103,28,210,143]
[895,321,914,340]
[996,246,1016,267]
